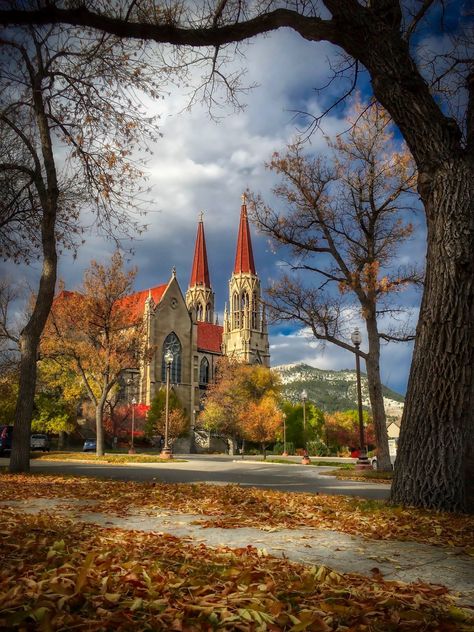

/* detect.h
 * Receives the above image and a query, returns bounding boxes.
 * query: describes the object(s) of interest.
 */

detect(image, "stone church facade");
[129,196,270,428]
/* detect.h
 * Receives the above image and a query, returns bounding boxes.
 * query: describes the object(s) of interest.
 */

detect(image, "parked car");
[30,433,50,452]
[83,438,97,452]
[0,425,14,456]
[370,438,398,469]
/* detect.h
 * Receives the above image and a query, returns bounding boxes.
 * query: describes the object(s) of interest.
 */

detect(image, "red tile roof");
[189,218,211,287]
[197,322,223,353]
[117,284,167,323]
[233,199,256,274]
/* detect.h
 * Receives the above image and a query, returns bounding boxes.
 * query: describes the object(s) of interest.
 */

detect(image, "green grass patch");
[325,467,393,482]
[30,451,186,464]
[266,458,354,468]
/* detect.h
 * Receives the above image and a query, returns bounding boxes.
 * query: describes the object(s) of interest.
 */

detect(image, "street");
[5,454,391,499]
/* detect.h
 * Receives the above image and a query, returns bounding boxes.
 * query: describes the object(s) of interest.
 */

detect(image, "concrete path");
[5,498,473,605]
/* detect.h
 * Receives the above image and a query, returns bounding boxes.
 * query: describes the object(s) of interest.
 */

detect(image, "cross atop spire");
[233,194,256,275]
[189,213,211,287]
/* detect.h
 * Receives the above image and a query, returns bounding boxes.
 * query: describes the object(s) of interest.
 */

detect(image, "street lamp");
[351,327,370,467]
[161,349,174,459]
[127,376,138,454]
[129,397,137,454]
[282,413,288,457]
[301,389,310,464]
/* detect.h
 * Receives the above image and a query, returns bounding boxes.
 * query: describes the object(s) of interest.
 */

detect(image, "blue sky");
[4,28,428,396]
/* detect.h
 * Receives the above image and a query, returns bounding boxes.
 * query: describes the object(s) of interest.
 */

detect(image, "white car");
[370,438,397,469]
[30,433,50,452]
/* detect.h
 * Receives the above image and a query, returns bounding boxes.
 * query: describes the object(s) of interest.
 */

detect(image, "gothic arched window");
[161,332,182,383]
[252,291,258,329]
[197,303,204,321]
[206,303,212,322]
[232,292,240,329]
[199,357,210,385]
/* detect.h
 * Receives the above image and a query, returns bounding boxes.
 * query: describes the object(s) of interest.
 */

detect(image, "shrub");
[306,439,331,456]
[272,441,295,455]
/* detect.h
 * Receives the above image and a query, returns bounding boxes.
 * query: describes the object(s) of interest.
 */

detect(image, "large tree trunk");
[9,214,57,473]
[9,64,59,473]
[365,314,391,471]
[391,159,474,513]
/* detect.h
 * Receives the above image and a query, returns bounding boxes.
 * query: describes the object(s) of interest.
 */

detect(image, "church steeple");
[233,194,256,275]
[222,195,270,367]
[189,211,211,287]
[186,212,214,322]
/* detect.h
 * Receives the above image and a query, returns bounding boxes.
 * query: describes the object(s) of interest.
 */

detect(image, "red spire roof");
[189,214,211,288]
[233,195,256,275]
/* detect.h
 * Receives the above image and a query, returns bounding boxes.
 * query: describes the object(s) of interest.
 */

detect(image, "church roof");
[233,195,256,275]
[117,284,167,322]
[197,321,223,353]
[189,216,211,288]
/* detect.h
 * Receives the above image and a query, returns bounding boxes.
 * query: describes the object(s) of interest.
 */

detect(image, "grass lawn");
[30,451,186,464]
[324,467,394,483]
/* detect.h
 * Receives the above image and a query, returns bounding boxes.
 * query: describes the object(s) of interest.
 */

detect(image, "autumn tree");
[201,359,282,454]
[41,252,149,456]
[6,0,471,512]
[250,101,418,471]
[0,24,167,473]
[245,396,283,460]
[324,410,375,453]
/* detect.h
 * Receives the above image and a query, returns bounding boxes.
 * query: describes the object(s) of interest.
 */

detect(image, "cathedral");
[131,196,270,425]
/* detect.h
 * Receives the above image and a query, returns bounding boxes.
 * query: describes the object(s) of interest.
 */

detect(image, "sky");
[4,27,428,396]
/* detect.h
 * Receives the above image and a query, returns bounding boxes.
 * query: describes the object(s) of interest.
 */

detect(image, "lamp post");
[301,389,311,464]
[127,376,138,454]
[282,413,288,457]
[161,349,174,459]
[351,327,370,467]
[129,397,137,454]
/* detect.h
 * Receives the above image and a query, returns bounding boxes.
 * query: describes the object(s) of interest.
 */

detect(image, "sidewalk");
[5,497,473,605]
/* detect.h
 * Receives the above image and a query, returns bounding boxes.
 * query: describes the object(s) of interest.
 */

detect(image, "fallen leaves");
[0,473,473,551]
[1,509,472,631]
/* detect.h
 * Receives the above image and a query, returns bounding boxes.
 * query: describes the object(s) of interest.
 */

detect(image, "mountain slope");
[272,363,404,417]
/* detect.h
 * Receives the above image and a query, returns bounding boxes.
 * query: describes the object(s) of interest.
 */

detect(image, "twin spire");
[189,194,257,294]
[189,211,211,288]
[233,193,256,275]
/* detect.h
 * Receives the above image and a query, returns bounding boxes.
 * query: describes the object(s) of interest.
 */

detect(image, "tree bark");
[9,55,59,473]
[96,396,106,457]
[391,158,474,512]
[364,315,391,471]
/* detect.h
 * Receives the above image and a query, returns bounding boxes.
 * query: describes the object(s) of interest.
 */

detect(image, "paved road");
[10,454,391,499]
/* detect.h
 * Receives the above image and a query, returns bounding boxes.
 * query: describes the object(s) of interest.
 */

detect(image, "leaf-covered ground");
[1,474,473,551]
[1,509,473,631]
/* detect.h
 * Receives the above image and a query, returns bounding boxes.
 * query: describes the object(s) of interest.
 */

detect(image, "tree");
[199,359,248,446]
[145,388,184,440]
[41,252,149,456]
[282,400,325,449]
[2,2,472,509]
[32,359,84,442]
[324,410,375,453]
[0,23,164,473]
[252,101,418,471]
[201,359,283,454]
[244,396,283,460]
